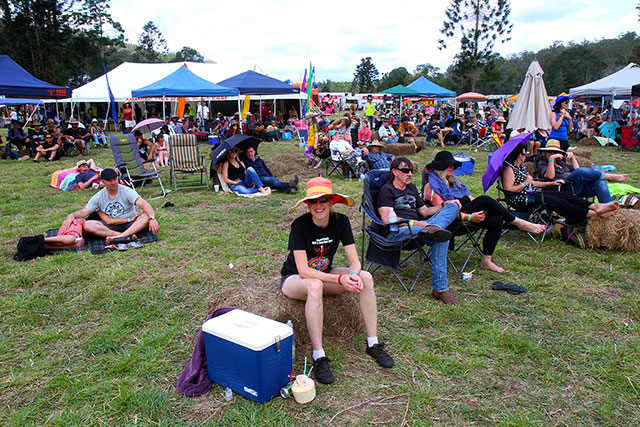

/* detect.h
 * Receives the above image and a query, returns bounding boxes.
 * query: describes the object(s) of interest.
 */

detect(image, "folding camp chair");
[495,173,553,244]
[326,145,362,179]
[361,169,429,293]
[620,126,640,151]
[420,169,485,273]
[167,134,209,191]
[109,134,166,199]
[295,128,309,146]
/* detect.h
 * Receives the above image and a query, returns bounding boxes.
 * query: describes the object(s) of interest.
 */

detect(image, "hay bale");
[523,161,535,177]
[579,136,600,147]
[264,153,320,181]
[586,210,640,252]
[571,148,591,160]
[206,280,364,353]
[574,155,593,169]
[384,143,416,156]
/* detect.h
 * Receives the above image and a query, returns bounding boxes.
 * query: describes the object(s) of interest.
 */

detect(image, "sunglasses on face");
[396,167,413,174]
[306,197,330,204]
[230,149,240,154]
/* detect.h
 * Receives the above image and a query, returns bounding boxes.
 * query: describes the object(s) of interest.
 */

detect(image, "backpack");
[559,224,588,249]
[14,235,47,261]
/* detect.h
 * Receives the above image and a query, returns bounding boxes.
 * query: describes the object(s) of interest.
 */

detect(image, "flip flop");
[91,244,117,255]
[492,281,527,295]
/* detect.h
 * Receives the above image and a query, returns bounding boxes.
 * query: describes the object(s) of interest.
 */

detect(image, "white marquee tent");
[569,63,640,97]
[61,61,305,103]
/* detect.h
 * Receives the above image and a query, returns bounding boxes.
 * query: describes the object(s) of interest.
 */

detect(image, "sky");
[109,0,638,83]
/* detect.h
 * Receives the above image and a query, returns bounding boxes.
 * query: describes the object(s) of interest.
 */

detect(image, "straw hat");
[369,140,385,148]
[304,111,319,119]
[539,139,566,155]
[496,116,506,123]
[290,177,354,213]
[69,118,79,124]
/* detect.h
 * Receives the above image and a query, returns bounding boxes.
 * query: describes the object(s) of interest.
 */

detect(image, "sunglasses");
[229,149,240,154]
[306,197,331,204]
[396,167,413,174]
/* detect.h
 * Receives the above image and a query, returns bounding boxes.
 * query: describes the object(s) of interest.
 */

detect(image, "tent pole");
[259,95,262,121]
[273,98,276,123]
[55,100,59,120]
[238,96,243,134]
[162,94,166,118]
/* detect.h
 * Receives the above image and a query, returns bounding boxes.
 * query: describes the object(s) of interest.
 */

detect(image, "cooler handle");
[275,335,281,352]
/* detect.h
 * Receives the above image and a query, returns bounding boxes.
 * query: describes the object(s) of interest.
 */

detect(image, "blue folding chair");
[360,170,429,293]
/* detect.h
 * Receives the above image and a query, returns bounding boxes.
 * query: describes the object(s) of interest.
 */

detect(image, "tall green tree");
[352,57,379,93]
[173,46,204,62]
[438,0,513,91]
[136,21,168,62]
[378,67,411,91]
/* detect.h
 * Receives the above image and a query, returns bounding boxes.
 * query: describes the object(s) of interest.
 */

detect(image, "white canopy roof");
[569,63,640,97]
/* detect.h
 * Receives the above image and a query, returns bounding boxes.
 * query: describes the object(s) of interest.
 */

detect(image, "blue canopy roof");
[0,97,43,106]
[217,70,300,95]
[0,55,71,99]
[131,65,239,98]
[407,76,456,98]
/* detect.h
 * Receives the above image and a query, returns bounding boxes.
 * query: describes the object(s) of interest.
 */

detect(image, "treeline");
[0,0,204,88]
[320,32,640,96]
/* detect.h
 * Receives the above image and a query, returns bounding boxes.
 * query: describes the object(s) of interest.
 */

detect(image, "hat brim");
[289,193,354,213]
[538,146,566,155]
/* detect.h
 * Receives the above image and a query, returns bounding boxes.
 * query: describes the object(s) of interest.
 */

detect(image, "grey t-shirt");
[86,184,139,219]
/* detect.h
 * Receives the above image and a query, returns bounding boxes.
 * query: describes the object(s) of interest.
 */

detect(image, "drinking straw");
[307,365,314,377]
[304,356,307,376]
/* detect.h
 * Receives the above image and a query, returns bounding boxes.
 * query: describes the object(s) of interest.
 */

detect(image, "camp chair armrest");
[143,158,158,164]
[115,161,129,167]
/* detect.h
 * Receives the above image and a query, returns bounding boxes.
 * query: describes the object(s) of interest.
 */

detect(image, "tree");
[136,21,168,62]
[414,63,441,79]
[173,46,204,62]
[377,67,411,91]
[438,0,513,91]
[352,57,379,93]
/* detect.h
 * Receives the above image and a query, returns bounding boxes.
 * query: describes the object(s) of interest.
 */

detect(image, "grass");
[1,131,640,426]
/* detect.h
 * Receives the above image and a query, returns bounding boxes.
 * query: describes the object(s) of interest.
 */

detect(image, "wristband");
[549,158,555,162]
[149,217,156,221]
[67,214,74,218]
[338,274,343,285]
[349,272,358,277]
[466,214,472,222]
[127,217,131,223]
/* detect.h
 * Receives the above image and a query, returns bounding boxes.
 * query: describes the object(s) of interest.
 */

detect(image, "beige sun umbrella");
[507,59,552,131]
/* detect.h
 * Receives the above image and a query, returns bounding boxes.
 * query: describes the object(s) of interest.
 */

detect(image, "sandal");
[492,281,527,295]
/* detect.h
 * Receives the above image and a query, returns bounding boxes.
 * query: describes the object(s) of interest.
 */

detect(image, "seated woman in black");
[501,144,620,225]
[280,177,393,385]
[423,151,546,273]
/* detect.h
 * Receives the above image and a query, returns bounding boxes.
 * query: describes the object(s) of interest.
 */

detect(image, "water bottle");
[348,171,352,182]
[286,320,295,361]
[388,208,399,233]
[224,387,233,401]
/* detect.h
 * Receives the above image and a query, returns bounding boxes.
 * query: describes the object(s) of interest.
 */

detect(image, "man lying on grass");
[62,168,159,243]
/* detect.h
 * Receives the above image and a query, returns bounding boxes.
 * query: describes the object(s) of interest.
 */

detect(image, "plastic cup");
[214,184,220,192]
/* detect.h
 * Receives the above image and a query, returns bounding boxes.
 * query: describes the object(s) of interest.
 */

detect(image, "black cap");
[100,168,118,180]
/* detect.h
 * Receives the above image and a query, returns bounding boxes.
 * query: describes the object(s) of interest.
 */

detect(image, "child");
[155,134,169,167]
[45,217,86,250]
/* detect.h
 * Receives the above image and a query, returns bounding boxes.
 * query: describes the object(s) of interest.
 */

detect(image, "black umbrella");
[210,134,261,176]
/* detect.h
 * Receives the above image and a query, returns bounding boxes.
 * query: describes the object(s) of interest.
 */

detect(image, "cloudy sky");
[110,0,638,83]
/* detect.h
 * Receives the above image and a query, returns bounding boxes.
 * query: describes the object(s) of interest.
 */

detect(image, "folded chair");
[327,146,361,179]
[109,134,166,199]
[167,134,209,191]
[421,169,485,273]
[361,169,429,293]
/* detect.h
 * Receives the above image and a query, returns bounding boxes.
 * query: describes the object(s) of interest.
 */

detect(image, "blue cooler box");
[208,135,219,145]
[202,309,293,403]
[453,154,475,175]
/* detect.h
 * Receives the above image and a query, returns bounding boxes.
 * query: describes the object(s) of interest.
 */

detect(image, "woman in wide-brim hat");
[280,177,394,385]
[549,94,572,152]
[423,151,546,273]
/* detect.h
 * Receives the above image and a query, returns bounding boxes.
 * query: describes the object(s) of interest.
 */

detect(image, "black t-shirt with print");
[376,182,425,221]
[281,212,355,276]
[29,129,46,145]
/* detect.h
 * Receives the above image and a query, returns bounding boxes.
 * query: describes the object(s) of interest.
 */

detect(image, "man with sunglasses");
[376,157,462,304]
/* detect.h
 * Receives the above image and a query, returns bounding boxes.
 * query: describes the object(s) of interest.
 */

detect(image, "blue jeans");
[367,115,374,128]
[260,175,290,193]
[230,167,264,194]
[381,136,399,143]
[566,168,611,203]
[385,203,459,292]
[93,134,108,146]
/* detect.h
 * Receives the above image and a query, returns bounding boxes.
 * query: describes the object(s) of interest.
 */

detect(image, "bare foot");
[514,218,546,234]
[480,259,506,273]
[595,201,620,218]
[606,173,629,183]
[105,234,120,244]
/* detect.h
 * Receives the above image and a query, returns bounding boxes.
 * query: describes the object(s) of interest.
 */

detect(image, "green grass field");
[1,132,639,426]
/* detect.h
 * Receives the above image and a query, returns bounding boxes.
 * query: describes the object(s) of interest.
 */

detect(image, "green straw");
[303,356,307,376]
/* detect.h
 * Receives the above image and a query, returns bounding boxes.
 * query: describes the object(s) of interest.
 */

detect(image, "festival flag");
[103,64,118,124]
[177,63,187,118]
[306,62,313,112]
[301,68,308,93]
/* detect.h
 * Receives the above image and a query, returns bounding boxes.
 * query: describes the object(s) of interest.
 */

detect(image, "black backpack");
[14,235,47,261]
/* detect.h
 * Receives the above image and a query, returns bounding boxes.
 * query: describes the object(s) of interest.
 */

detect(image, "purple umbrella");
[132,118,165,134]
[482,132,534,193]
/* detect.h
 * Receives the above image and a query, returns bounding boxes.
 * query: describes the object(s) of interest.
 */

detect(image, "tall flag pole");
[103,64,118,124]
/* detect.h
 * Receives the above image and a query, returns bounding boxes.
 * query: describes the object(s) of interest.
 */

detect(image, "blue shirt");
[365,151,394,170]
[242,155,272,178]
[548,113,569,141]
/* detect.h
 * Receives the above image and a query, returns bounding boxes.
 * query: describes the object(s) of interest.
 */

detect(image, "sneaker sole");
[419,229,452,242]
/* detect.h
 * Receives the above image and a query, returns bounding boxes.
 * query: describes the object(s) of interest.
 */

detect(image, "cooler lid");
[202,309,293,351]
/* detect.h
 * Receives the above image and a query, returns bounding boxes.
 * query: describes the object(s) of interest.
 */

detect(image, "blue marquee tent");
[0,55,71,99]
[407,76,456,98]
[217,70,299,95]
[0,97,44,106]
[131,65,239,98]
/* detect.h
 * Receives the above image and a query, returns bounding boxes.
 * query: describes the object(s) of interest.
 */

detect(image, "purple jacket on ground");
[176,307,236,397]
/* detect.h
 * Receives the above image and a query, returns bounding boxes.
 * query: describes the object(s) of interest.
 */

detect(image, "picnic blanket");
[45,228,158,254]
[50,167,103,191]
